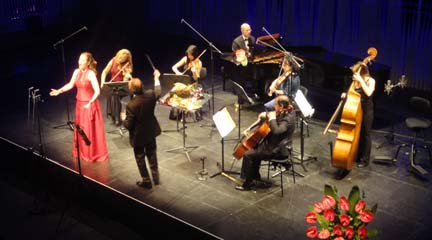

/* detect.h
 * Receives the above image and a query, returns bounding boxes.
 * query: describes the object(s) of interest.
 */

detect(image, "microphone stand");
[259,27,304,70]
[181,19,222,136]
[56,123,89,233]
[53,26,87,131]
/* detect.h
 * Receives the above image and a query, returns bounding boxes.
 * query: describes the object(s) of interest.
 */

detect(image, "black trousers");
[358,100,374,163]
[241,148,274,183]
[133,139,159,182]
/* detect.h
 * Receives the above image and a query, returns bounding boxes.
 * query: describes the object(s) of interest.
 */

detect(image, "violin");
[268,71,291,96]
[182,49,207,75]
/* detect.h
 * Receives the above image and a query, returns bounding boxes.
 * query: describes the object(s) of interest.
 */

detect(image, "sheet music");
[213,107,236,138]
[294,89,315,118]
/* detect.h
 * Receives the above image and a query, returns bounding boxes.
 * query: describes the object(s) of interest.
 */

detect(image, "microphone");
[76,124,91,146]
[181,18,184,23]
[384,80,393,95]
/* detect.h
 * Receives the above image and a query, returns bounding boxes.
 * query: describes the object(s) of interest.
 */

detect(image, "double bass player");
[342,61,376,168]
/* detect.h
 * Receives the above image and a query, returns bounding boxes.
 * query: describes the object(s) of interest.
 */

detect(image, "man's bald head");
[128,78,143,94]
[240,23,252,38]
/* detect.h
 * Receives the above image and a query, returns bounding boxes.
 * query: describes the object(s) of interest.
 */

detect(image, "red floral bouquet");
[305,184,378,240]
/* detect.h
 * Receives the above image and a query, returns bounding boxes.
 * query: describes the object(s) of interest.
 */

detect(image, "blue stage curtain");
[142,0,432,92]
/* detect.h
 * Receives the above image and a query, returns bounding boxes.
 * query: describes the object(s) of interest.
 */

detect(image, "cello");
[233,118,271,160]
[323,47,378,170]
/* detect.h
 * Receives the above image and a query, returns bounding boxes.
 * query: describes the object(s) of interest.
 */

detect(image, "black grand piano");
[220,37,391,100]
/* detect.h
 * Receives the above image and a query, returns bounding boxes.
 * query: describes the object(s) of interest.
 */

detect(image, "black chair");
[394,96,431,175]
[265,140,296,197]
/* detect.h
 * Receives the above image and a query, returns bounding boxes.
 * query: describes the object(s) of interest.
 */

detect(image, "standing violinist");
[341,61,375,168]
[101,49,133,126]
[172,45,203,81]
[264,56,300,111]
[236,95,296,191]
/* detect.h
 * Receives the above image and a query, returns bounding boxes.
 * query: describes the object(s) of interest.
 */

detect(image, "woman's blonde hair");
[115,49,133,71]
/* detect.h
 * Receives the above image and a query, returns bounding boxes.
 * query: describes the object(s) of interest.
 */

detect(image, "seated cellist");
[236,95,296,191]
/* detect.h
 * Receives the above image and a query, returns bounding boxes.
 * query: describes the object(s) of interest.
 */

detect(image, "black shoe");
[235,181,253,191]
[136,181,152,189]
[357,161,369,168]
[235,185,251,191]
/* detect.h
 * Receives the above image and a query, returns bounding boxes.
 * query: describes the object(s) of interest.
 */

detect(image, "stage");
[1,75,432,239]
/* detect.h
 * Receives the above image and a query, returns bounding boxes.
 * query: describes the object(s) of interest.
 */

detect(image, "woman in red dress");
[100,49,133,126]
[50,52,108,162]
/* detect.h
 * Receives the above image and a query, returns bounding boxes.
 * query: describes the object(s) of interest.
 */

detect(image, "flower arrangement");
[305,184,378,240]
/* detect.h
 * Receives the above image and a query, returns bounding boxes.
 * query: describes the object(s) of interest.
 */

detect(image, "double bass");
[323,47,378,170]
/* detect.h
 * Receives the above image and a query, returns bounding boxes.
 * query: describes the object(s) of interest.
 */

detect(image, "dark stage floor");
[1,73,432,239]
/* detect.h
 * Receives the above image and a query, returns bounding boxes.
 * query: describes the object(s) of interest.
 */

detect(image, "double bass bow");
[323,47,378,171]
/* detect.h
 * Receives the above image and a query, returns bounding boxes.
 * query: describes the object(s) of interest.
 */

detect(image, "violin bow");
[145,54,157,71]
[181,49,207,75]
[109,62,130,82]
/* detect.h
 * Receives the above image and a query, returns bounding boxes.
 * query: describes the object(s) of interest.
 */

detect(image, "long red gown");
[72,69,109,162]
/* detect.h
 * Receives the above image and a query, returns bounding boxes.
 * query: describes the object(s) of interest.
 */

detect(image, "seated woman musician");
[101,49,133,126]
[170,45,205,121]
[264,56,300,111]
[172,45,203,83]
[341,61,375,168]
[236,95,296,191]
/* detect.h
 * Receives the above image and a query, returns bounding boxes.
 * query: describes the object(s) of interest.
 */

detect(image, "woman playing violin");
[172,45,202,81]
[341,61,375,168]
[101,49,133,126]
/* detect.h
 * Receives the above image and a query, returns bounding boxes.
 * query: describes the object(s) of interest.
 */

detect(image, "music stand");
[210,107,242,185]
[160,73,193,132]
[293,89,317,171]
[231,80,256,139]
[101,81,129,136]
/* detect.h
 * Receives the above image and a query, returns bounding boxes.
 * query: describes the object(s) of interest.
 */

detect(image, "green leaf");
[348,185,360,215]
[316,213,329,229]
[324,184,338,199]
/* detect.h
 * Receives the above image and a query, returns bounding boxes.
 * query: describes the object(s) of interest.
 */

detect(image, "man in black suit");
[231,23,258,95]
[122,70,161,189]
[232,23,256,59]
[235,95,296,191]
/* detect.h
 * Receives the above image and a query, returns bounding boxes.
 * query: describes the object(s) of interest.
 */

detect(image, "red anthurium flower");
[333,224,343,236]
[318,229,330,239]
[358,226,368,239]
[339,196,349,211]
[345,226,354,239]
[334,237,345,240]
[360,210,374,223]
[355,200,366,213]
[314,202,325,213]
[305,212,317,223]
[339,214,350,226]
[323,209,335,222]
[306,226,318,238]
[322,195,336,209]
